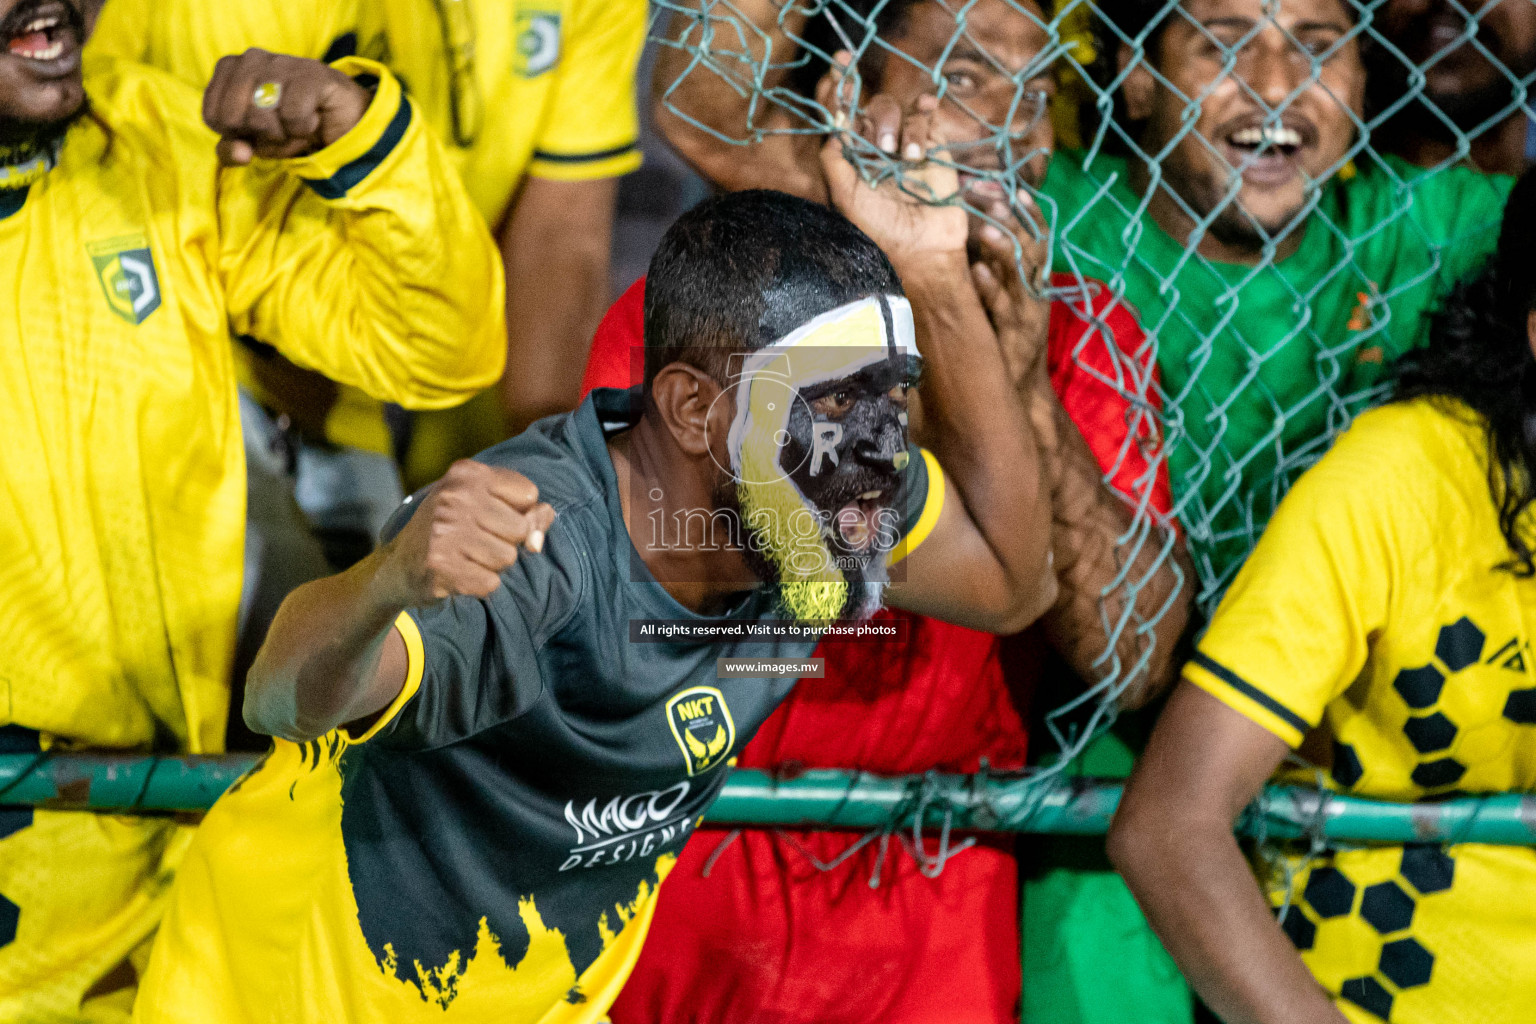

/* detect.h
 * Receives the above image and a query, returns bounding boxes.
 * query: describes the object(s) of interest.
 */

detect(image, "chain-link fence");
[647,0,1523,776]
[642,3,1531,939]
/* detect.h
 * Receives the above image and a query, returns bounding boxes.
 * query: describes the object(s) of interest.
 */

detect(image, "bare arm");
[821,113,1055,634]
[1107,682,1350,1024]
[245,461,556,742]
[245,549,414,743]
[971,202,1191,707]
[498,176,619,433]
[1034,387,1190,706]
[651,0,827,199]
[1022,378,1192,709]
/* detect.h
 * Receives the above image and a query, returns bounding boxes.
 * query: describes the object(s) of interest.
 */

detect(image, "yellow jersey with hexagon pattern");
[0,53,503,1024]
[1186,397,1536,1024]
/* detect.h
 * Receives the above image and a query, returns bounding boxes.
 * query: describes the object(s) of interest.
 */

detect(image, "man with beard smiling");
[1368,0,1536,176]
[0,0,505,1019]
[1059,0,1512,594]
[131,139,1058,1024]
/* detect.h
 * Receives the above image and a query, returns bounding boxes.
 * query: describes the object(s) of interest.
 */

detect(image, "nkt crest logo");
[666,685,735,776]
[88,237,161,325]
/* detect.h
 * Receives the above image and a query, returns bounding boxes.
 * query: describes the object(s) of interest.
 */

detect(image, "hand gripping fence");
[640,0,1533,885]
[11,4,1532,893]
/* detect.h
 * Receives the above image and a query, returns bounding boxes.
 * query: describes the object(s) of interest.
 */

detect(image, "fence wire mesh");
[644,0,1528,874]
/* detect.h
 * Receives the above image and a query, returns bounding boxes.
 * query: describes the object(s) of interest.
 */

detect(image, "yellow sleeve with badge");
[0,52,501,1024]
[525,0,646,182]
[88,0,407,454]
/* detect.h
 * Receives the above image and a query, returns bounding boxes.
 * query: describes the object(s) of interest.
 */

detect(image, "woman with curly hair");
[1108,169,1536,1024]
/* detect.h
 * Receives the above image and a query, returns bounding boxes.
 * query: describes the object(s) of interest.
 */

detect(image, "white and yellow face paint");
[715,294,919,622]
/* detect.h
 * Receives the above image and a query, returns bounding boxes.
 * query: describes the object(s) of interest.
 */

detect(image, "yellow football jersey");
[132,390,944,1024]
[131,731,670,1024]
[90,0,647,459]
[1188,398,1536,1024]
[90,0,644,228]
[0,53,503,1022]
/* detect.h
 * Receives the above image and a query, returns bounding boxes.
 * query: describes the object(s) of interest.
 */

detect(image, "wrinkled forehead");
[887,0,1052,74]
[1169,0,1357,35]
[733,295,920,394]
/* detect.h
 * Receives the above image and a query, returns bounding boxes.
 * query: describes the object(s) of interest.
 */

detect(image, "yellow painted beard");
[736,436,850,623]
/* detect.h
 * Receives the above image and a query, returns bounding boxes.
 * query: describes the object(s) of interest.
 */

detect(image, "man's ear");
[649,362,722,458]
[1526,310,1536,364]
[1119,41,1155,123]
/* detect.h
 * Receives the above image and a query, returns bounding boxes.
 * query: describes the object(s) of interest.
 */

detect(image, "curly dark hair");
[1394,169,1536,575]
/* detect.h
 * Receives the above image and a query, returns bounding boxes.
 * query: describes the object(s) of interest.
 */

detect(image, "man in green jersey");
[1047,0,1511,600]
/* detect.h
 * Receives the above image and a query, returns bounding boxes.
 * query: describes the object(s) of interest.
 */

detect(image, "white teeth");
[19,40,63,60]
[1228,125,1304,149]
[20,16,59,33]
[857,490,882,500]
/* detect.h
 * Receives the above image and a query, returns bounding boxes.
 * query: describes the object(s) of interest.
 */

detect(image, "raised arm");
[208,51,507,410]
[820,110,1056,634]
[651,0,827,199]
[1107,682,1349,1024]
[245,461,555,742]
[971,207,1191,707]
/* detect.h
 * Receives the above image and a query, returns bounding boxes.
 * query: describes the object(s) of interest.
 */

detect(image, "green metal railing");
[3,753,1531,845]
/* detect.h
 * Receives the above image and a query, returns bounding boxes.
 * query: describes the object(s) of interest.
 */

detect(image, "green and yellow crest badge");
[87,236,162,325]
[666,686,735,776]
[514,5,561,77]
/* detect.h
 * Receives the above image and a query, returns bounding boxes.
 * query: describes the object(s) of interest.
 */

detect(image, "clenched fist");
[203,49,373,167]
[377,460,557,605]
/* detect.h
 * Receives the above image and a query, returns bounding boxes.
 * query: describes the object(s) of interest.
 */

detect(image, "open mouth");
[3,2,79,65]
[834,488,892,553]
[1423,11,1482,56]
[1215,117,1316,187]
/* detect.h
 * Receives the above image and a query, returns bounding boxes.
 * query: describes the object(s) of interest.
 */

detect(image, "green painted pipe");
[1,754,1532,845]
[0,752,263,813]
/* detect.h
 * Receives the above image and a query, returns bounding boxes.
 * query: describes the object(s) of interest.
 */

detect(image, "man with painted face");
[132,137,1058,1024]
[621,4,1191,1023]
[1368,0,1536,176]
[0,0,505,1019]
[714,295,926,623]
